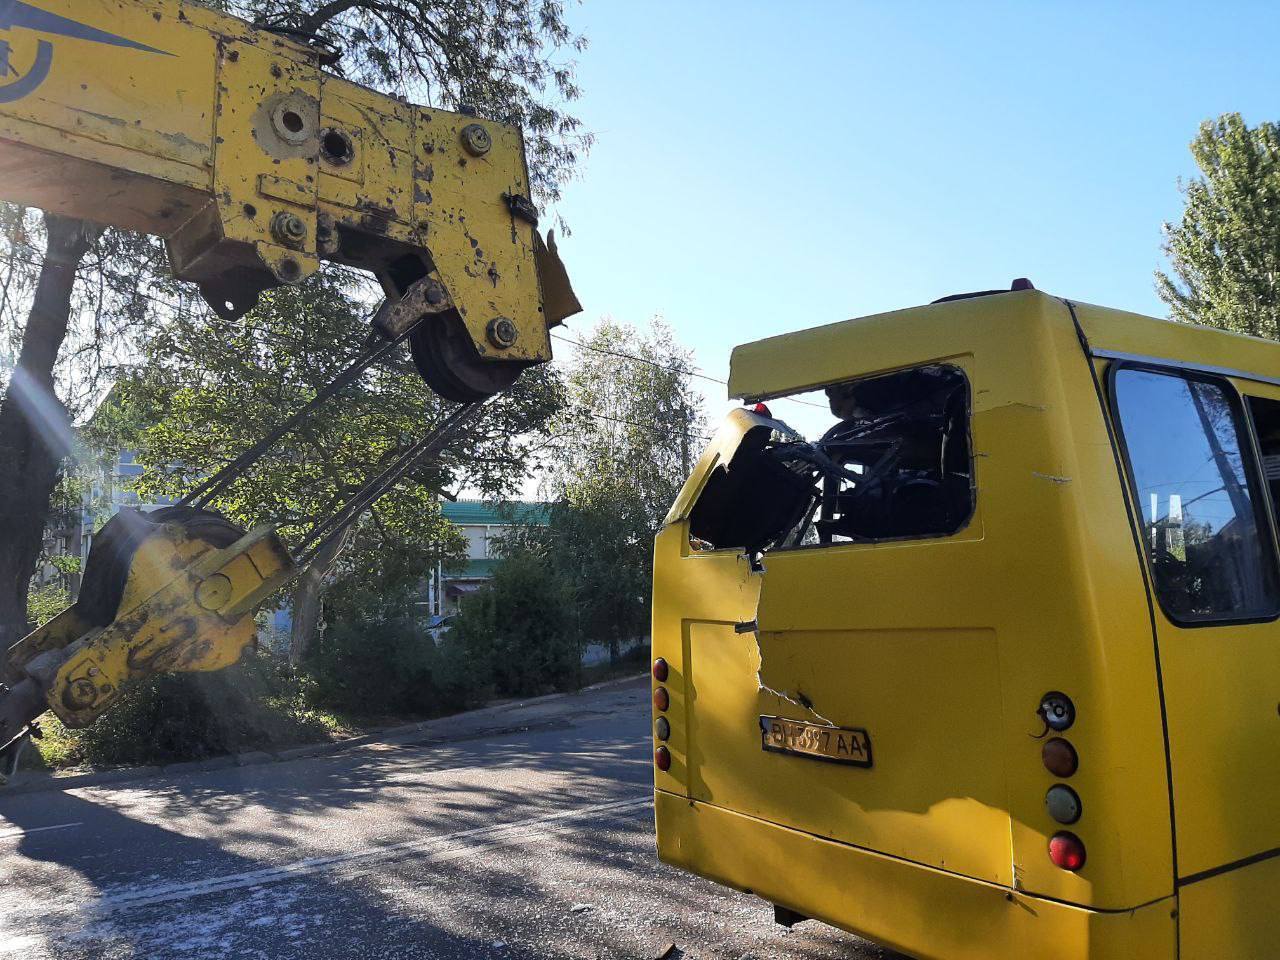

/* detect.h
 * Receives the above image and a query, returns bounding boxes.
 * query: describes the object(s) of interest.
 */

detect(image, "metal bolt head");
[315,213,339,255]
[460,123,492,157]
[486,317,518,349]
[271,212,308,248]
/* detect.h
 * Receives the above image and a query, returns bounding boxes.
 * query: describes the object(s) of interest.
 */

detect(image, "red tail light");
[654,746,671,771]
[653,687,669,712]
[1042,738,1079,778]
[652,658,669,682]
[752,402,772,417]
[1049,832,1086,871]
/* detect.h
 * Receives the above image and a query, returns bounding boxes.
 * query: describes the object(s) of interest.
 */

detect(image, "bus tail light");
[652,658,669,682]
[1042,737,1078,778]
[1049,832,1086,871]
[655,746,671,771]
[653,687,669,711]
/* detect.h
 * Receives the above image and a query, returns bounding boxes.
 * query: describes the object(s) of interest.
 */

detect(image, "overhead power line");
[550,332,829,411]
[4,252,828,421]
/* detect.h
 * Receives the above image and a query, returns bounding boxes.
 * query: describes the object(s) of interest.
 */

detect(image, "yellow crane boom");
[0,0,580,774]
[0,0,579,398]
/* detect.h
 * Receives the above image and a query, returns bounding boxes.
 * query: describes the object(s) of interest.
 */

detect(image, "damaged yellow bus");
[651,282,1280,960]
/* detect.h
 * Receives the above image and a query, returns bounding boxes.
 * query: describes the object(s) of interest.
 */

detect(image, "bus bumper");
[655,789,1176,960]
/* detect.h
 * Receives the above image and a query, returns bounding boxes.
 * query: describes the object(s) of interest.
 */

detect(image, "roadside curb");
[2,672,647,797]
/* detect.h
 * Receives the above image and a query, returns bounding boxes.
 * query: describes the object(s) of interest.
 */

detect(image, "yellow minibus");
[652,283,1280,960]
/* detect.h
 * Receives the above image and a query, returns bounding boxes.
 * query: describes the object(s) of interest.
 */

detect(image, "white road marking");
[0,822,82,841]
[1,796,650,923]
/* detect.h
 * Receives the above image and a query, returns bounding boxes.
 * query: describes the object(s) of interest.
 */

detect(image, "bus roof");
[728,289,1280,401]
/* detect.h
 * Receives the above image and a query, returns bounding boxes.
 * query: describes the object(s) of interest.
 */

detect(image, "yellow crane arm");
[0,0,580,399]
[0,1,584,774]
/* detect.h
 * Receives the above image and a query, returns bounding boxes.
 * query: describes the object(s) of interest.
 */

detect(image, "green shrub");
[306,614,441,715]
[27,581,70,628]
[442,550,581,705]
[32,650,339,768]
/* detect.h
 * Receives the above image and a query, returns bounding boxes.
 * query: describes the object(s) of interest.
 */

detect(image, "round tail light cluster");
[654,659,672,769]
[1038,691,1085,872]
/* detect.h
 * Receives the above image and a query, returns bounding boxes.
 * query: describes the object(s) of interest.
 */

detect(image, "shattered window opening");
[689,364,974,556]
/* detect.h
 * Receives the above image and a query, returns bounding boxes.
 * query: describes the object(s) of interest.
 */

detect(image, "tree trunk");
[287,524,354,666]
[0,215,100,663]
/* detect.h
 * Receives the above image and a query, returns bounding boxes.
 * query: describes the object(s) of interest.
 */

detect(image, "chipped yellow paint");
[0,0,558,362]
[49,523,294,728]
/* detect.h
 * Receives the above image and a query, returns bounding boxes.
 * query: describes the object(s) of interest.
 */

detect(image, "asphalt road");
[0,678,899,960]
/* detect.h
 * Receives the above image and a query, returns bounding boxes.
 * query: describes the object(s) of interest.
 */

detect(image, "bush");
[32,650,341,768]
[440,550,580,707]
[306,614,441,715]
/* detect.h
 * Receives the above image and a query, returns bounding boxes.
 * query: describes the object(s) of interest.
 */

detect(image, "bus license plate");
[760,716,873,768]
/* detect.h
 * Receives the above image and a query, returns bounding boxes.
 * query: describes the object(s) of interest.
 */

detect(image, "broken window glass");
[689,364,974,553]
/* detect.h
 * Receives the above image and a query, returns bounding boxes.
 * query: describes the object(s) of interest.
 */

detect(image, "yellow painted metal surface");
[0,0,564,361]
[1178,852,1280,960]
[49,523,294,728]
[656,790,1177,960]
[650,289,1280,957]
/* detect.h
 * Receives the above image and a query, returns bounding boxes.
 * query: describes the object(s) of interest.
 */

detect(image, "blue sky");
[548,1,1280,424]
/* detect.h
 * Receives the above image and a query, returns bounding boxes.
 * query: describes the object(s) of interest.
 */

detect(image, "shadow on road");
[0,691,904,959]
[1,787,572,959]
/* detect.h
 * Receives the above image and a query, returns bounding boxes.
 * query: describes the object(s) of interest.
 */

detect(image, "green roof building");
[428,499,550,615]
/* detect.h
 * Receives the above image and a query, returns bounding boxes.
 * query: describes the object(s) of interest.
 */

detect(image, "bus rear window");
[689,364,974,553]
[1114,368,1279,624]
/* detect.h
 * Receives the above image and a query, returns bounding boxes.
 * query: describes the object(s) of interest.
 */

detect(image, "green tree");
[540,318,706,662]
[0,0,588,653]
[1157,113,1280,339]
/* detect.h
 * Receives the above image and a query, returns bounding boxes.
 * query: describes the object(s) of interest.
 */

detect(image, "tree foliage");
[1157,113,1280,339]
[495,319,706,657]
[442,548,579,705]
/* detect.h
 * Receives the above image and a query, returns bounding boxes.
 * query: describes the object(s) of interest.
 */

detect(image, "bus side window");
[1247,396,1280,520]
[1114,368,1279,624]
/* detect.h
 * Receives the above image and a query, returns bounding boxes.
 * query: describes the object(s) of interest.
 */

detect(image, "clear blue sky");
[549,1,1280,423]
